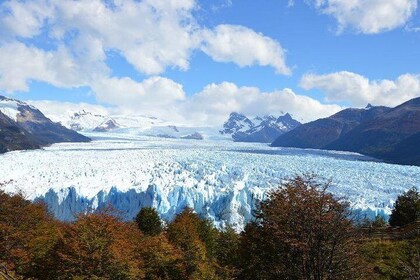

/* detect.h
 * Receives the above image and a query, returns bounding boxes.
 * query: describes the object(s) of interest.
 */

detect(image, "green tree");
[372,215,387,228]
[389,187,420,227]
[214,226,240,279]
[135,207,163,236]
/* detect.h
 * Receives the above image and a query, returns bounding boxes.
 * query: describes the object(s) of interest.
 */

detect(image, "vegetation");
[389,187,420,227]
[0,176,419,279]
[135,207,163,236]
[239,176,361,279]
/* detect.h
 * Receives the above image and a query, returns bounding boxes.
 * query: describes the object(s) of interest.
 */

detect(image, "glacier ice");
[1,133,419,230]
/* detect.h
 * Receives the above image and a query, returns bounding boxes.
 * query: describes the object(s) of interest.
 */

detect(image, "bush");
[389,187,420,227]
[135,207,163,236]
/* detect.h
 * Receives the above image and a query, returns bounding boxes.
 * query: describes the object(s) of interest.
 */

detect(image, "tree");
[0,190,59,279]
[139,234,186,280]
[55,210,145,279]
[239,175,361,280]
[166,208,220,279]
[135,207,163,236]
[389,187,420,227]
[214,226,240,279]
[371,215,387,228]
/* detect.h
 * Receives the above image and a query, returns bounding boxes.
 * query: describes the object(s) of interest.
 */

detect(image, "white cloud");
[28,100,113,123]
[300,71,420,107]
[28,80,342,126]
[201,25,291,75]
[0,0,291,95]
[0,42,100,93]
[311,0,418,34]
[90,76,186,119]
[183,82,341,124]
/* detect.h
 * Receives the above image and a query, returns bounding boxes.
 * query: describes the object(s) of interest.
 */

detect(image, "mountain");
[272,106,391,149]
[68,110,108,131]
[0,96,90,153]
[93,119,120,132]
[272,97,420,166]
[45,109,222,140]
[220,112,301,143]
[220,112,254,135]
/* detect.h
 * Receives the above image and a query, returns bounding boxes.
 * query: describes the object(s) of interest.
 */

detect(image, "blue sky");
[0,0,419,124]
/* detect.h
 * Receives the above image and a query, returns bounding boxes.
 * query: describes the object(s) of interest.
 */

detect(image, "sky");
[0,0,419,125]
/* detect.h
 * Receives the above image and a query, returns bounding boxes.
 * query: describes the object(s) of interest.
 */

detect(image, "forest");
[1,175,419,280]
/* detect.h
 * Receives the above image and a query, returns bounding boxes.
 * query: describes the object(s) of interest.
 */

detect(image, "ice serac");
[38,184,263,228]
[2,137,417,230]
[220,112,301,143]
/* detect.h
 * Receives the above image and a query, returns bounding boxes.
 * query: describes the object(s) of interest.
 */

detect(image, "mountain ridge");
[220,112,301,143]
[272,97,420,166]
[0,96,90,153]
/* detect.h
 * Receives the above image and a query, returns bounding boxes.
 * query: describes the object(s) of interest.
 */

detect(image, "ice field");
[1,133,419,229]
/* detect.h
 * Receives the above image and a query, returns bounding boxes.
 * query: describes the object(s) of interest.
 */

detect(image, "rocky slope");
[272,97,420,166]
[0,96,90,153]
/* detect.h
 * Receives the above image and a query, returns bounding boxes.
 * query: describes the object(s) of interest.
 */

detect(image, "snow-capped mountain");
[47,109,221,140]
[93,119,120,132]
[220,112,301,143]
[68,110,109,131]
[220,112,255,135]
[0,96,90,153]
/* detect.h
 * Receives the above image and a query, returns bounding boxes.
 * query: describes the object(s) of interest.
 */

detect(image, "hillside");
[272,97,420,166]
[0,96,90,153]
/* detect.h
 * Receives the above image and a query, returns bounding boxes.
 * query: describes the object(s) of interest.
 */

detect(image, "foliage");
[137,234,186,280]
[239,175,362,280]
[166,208,219,279]
[359,238,420,280]
[360,215,388,228]
[389,187,420,227]
[0,190,59,279]
[55,210,145,279]
[1,177,420,280]
[135,207,163,236]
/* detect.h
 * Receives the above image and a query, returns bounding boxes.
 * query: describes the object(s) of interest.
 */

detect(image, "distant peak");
[365,103,374,109]
[229,112,245,118]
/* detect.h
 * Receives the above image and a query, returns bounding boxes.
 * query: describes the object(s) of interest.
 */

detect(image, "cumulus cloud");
[300,71,420,107]
[0,0,291,94]
[90,76,186,119]
[310,0,418,34]
[28,80,342,126]
[0,42,100,93]
[201,25,291,75]
[182,82,342,124]
[28,100,113,124]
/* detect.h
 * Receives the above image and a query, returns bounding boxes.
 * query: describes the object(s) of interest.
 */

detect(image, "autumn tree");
[239,175,361,280]
[0,190,59,279]
[55,210,145,279]
[166,208,220,279]
[389,187,420,227]
[138,234,187,280]
[213,226,240,279]
[135,207,163,236]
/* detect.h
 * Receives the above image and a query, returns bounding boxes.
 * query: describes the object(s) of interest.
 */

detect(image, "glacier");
[1,132,419,230]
